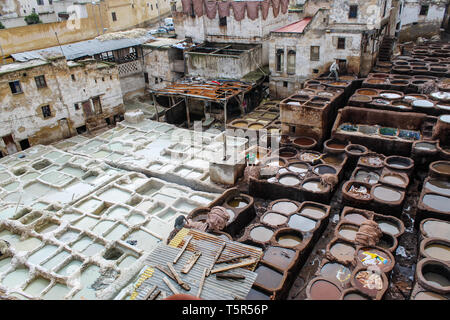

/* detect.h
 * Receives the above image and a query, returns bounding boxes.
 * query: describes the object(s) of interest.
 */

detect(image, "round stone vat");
[416,259,450,294]
[342,181,373,205]
[301,178,330,194]
[371,184,404,205]
[335,222,360,242]
[412,291,448,300]
[276,147,299,159]
[356,88,379,96]
[272,228,305,250]
[229,119,249,128]
[350,266,389,299]
[287,161,310,175]
[341,209,372,225]
[306,277,343,300]
[345,144,369,157]
[261,211,289,228]
[262,156,287,168]
[421,193,450,214]
[420,219,450,240]
[253,262,287,293]
[420,238,450,263]
[278,173,302,187]
[380,171,409,188]
[384,156,414,171]
[327,238,356,264]
[292,136,317,150]
[379,91,404,100]
[320,153,346,167]
[377,232,398,252]
[298,202,329,220]
[373,214,404,238]
[358,153,385,169]
[355,246,395,273]
[298,151,322,164]
[323,138,349,154]
[246,224,275,247]
[429,161,450,179]
[340,288,372,300]
[262,246,298,272]
[268,199,300,215]
[319,262,352,288]
[424,179,450,197]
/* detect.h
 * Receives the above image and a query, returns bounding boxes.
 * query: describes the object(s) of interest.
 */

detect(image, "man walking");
[329,59,340,81]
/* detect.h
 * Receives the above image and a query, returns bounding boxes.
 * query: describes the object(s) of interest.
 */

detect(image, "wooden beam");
[210,258,257,274]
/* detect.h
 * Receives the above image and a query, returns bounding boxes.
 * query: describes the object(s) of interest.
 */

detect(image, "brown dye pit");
[327,143,346,150]
[300,205,326,219]
[309,280,342,300]
[228,198,249,209]
[357,89,378,96]
[248,123,264,130]
[367,79,387,84]
[320,263,352,286]
[338,225,359,241]
[250,226,274,242]
[344,213,368,225]
[422,194,450,212]
[424,244,450,261]
[424,180,450,196]
[373,186,402,202]
[433,163,450,175]
[293,137,315,146]
[414,291,448,300]
[422,220,450,239]
[232,121,248,128]
[288,214,317,232]
[321,155,343,166]
[271,201,298,214]
[262,212,288,227]
[254,265,284,290]
[279,150,296,158]
[262,246,296,270]
[343,293,369,300]
[330,243,355,261]
[277,234,302,247]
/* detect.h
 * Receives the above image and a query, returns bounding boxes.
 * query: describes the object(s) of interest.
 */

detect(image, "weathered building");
[0,56,124,157]
[269,0,394,98]
[397,0,449,42]
[185,42,263,80]
[0,0,173,56]
[172,0,291,64]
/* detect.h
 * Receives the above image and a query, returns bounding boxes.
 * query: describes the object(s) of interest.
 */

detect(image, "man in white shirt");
[329,59,339,81]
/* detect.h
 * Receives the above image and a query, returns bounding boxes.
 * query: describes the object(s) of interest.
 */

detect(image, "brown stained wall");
[398,21,442,42]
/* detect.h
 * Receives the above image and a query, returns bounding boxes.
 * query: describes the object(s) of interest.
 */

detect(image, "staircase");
[378,36,396,62]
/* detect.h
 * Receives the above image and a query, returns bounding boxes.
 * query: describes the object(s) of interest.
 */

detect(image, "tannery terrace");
[0,0,449,304]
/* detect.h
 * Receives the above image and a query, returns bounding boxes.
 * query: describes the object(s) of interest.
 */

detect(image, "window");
[19,139,30,150]
[155,77,159,84]
[349,5,358,18]
[49,0,52,4]
[290,126,295,133]
[71,74,76,81]
[112,12,117,21]
[9,81,23,94]
[283,81,288,88]
[310,46,320,61]
[219,16,227,26]
[419,5,429,16]
[144,72,149,84]
[382,0,387,17]
[151,4,153,10]
[35,75,47,89]
[287,50,296,75]
[74,103,80,110]
[41,105,51,118]
[276,49,284,72]
[399,3,402,15]
[337,37,346,49]
[37,0,44,5]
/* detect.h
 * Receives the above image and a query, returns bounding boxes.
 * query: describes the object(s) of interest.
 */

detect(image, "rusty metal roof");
[273,17,312,33]
[129,228,262,300]
[150,78,254,101]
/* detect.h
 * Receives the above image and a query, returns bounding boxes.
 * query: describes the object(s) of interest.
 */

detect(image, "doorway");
[2,134,18,155]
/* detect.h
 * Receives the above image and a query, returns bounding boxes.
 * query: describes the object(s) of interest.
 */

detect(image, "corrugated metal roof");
[130,228,263,300]
[11,35,155,62]
[273,17,312,33]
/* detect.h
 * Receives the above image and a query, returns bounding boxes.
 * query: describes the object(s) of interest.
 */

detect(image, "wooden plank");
[162,276,179,295]
[197,267,208,298]
[210,258,258,275]
[181,251,202,274]
[173,235,193,264]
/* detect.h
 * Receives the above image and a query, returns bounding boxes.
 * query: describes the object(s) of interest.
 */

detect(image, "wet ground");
[234,162,428,300]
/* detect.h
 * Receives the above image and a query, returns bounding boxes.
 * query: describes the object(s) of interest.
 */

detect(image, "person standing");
[329,59,340,81]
